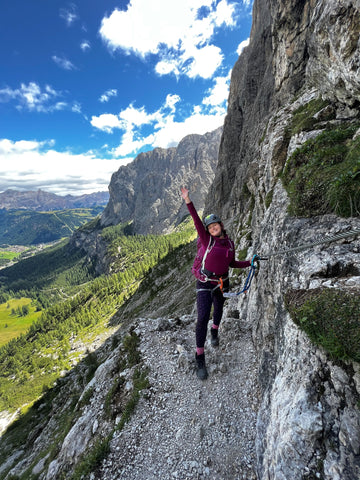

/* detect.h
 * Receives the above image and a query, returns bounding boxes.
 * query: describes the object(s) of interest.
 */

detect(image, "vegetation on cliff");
[282,120,360,218]
[285,288,360,363]
[279,104,360,364]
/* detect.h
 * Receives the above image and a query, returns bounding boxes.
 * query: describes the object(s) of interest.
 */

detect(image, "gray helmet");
[204,213,222,228]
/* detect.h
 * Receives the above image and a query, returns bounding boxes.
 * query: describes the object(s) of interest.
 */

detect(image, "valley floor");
[98,300,260,480]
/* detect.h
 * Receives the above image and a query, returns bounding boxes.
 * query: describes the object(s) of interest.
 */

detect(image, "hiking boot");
[195,353,208,380]
[210,327,219,347]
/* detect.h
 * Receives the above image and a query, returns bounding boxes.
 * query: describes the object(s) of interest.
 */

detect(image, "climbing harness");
[223,227,360,298]
[198,269,229,294]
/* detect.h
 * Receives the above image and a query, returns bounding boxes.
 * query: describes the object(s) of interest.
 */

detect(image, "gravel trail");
[99,303,260,480]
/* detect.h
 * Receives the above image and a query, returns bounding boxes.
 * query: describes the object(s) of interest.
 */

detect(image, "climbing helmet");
[204,213,222,228]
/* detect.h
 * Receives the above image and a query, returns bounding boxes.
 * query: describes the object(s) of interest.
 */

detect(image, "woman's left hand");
[181,187,190,202]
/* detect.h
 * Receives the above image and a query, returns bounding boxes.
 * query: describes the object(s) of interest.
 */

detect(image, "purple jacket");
[187,201,251,281]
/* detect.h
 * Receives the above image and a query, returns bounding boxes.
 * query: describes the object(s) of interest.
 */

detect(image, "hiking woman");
[181,187,253,380]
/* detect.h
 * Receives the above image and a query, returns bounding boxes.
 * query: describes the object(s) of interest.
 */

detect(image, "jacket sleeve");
[229,239,251,269]
[186,201,209,246]
[230,259,251,269]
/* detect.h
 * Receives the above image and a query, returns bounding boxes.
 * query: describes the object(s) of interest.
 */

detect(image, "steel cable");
[259,227,360,259]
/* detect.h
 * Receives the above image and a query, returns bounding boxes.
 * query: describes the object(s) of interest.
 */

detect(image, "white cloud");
[99,0,237,79]
[0,82,68,113]
[164,94,181,112]
[155,59,179,76]
[202,72,231,106]
[185,44,223,79]
[90,113,123,133]
[71,102,83,114]
[0,139,42,154]
[150,106,224,149]
[113,131,155,157]
[91,101,166,137]
[52,55,77,70]
[0,138,127,196]
[91,91,224,158]
[213,0,237,26]
[119,104,159,126]
[0,82,83,115]
[99,89,118,103]
[80,40,91,51]
[59,4,78,26]
[237,38,249,55]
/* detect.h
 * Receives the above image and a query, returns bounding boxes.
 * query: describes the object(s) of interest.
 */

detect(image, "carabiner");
[219,277,224,293]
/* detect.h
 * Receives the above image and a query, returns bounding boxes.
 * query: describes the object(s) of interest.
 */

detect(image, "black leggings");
[196,280,225,348]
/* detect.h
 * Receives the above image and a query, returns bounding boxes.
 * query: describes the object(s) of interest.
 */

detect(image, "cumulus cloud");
[0,82,83,115]
[90,113,123,133]
[202,71,231,106]
[184,44,223,79]
[71,102,83,115]
[99,89,118,103]
[0,82,69,113]
[0,139,127,196]
[91,90,225,158]
[150,106,224,149]
[99,0,237,79]
[52,55,77,70]
[237,38,250,55]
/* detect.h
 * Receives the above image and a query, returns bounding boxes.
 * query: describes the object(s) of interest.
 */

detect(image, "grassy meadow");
[0,251,19,261]
[0,249,20,267]
[0,298,42,347]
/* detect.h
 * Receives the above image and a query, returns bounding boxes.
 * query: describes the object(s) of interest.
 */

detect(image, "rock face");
[206,0,360,478]
[243,204,360,479]
[206,0,360,218]
[101,127,222,234]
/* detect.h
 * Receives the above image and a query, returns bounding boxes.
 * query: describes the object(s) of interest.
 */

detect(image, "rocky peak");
[100,127,222,234]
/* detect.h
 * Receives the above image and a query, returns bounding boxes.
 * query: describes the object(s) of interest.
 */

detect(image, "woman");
[181,187,253,380]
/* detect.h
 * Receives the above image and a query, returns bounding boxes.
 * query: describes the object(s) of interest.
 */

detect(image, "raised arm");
[181,187,209,244]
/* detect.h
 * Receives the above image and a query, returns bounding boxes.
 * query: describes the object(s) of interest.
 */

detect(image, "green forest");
[0,207,104,246]
[0,217,196,412]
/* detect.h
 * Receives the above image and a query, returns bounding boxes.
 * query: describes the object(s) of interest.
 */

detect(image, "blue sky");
[0,0,253,195]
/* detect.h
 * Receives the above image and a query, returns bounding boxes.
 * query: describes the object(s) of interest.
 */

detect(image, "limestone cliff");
[207,0,360,478]
[101,127,222,234]
[207,0,360,219]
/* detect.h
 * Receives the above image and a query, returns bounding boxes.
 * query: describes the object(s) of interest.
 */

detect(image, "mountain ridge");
[0,207,104,246]
[0,189,109,211]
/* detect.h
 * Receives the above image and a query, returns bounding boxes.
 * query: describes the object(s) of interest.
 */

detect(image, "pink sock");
[211,324,219,330]
[196,347,204,355]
